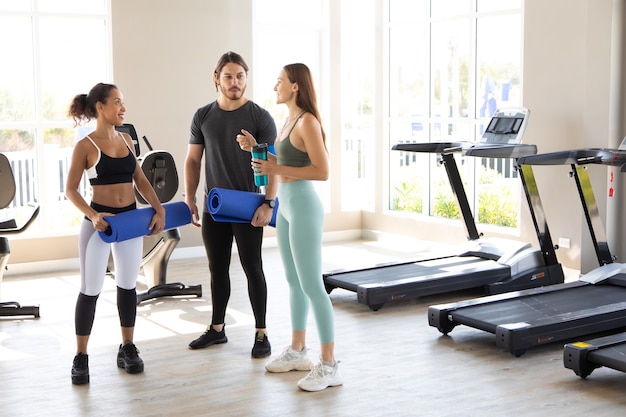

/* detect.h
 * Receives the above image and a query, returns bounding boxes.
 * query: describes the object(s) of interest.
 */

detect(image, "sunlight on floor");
[0,269,256,361]
[135,304,255,342]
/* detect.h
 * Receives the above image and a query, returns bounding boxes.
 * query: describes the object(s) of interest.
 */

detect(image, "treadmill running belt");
[439,284,626,357]
[452,284,626,332]
[324,256,511,310]
[326,256,503,287]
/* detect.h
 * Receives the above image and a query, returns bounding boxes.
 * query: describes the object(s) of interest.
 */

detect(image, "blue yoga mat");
[208,188,278,227]
[98,201,192,243]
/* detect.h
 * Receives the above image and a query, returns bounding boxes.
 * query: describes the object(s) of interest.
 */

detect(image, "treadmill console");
[479,107,529,145]
[440,107,531,156]
[458,108,534,158]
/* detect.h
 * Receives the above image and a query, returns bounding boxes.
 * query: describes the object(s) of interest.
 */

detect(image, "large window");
[252,1,523,230]
[252,0,330,210]
[0,0,111,236]
[388,0,523,230]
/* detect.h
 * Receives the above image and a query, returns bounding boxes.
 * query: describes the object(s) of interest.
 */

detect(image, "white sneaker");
[297,359,343,392]
[265,346,313,373]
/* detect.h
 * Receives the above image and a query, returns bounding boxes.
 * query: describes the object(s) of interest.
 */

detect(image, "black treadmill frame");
[564,332,626,378]
[429,148,626,356]
[323,140,564,310]
[324,145,481,311]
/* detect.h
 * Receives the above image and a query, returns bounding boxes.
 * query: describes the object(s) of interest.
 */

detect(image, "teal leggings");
[277,180,334,344]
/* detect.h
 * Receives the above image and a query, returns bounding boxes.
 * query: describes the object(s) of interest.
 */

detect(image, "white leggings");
[78,217,142,296]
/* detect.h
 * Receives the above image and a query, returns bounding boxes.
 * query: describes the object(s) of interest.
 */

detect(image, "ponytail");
[68,94,91,126]
[67,82,117,126]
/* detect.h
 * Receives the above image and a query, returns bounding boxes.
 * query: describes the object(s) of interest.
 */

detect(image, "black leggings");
[75,287,136,335]
[201,212,267,329]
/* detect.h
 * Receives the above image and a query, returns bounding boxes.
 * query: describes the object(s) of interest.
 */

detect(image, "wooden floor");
[2,237,626,417]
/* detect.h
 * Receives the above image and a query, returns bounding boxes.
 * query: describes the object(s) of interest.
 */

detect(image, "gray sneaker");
[297,359,343,392]
[265,346,313,373]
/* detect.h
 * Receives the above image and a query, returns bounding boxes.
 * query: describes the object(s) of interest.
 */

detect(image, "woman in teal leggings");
[238,63,342,392]
[277,180,333,345]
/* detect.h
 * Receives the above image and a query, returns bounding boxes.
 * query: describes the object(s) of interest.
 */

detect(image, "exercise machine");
[0,153,40,317]
[110,124,202,304]
[429,143,626,357]
[323,108,564,310]
[562,144,626,378]
[564,332,626,378]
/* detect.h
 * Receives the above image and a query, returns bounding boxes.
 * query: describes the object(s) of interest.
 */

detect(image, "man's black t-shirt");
[189,100,276,212]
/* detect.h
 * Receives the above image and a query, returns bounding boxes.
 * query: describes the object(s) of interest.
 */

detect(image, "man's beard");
[222,86,246,100]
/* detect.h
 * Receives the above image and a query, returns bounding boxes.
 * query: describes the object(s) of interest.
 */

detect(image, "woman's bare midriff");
[91,183,136,208]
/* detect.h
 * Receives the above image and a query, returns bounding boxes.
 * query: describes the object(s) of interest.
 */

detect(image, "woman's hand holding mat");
[98,201,192,243]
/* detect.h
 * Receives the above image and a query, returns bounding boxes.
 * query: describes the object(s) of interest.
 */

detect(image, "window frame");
[0,1,113,238]
[385,1,524,232]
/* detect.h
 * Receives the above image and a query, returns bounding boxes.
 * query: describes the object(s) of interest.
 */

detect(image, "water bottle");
[251,143,268,187]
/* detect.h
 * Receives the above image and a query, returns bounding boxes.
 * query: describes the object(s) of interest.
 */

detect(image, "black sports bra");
[85,134,136,186]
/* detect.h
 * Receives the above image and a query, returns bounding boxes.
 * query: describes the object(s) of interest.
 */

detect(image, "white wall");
[111,0,255,250]
[522,0,625,272]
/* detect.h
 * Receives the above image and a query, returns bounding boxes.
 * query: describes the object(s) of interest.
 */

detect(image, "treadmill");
[563,144,626,378]
[323,108,564,310]
[429,143,626,357]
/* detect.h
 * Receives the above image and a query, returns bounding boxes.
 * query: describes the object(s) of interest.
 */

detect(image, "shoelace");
[278,346,293,359]
[123,344,139,358]
[306,362,329,379]
[74,355,87,367]
[281,347,306,361]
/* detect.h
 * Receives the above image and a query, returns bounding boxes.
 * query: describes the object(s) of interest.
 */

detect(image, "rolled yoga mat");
[208,188,278,227]
[98,201,192,243]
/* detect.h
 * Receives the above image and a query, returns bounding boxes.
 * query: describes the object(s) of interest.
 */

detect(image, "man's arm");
[184,143,204,227]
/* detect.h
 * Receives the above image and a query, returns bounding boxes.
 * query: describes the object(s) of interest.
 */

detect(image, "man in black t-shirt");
[184,51,277,358]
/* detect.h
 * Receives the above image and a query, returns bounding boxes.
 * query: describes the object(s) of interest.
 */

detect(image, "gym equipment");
[564,332,626,378]
[323,108,564,310]
[429,143,626,357]
[208,187,278,227]
[0,153,40,318]
[111,124,202,304]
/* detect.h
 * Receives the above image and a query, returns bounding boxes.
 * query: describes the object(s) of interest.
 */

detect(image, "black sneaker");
[117,343,144,374]
[71,353,89,385]
[188,325,228,350]
[251,330,271,358]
